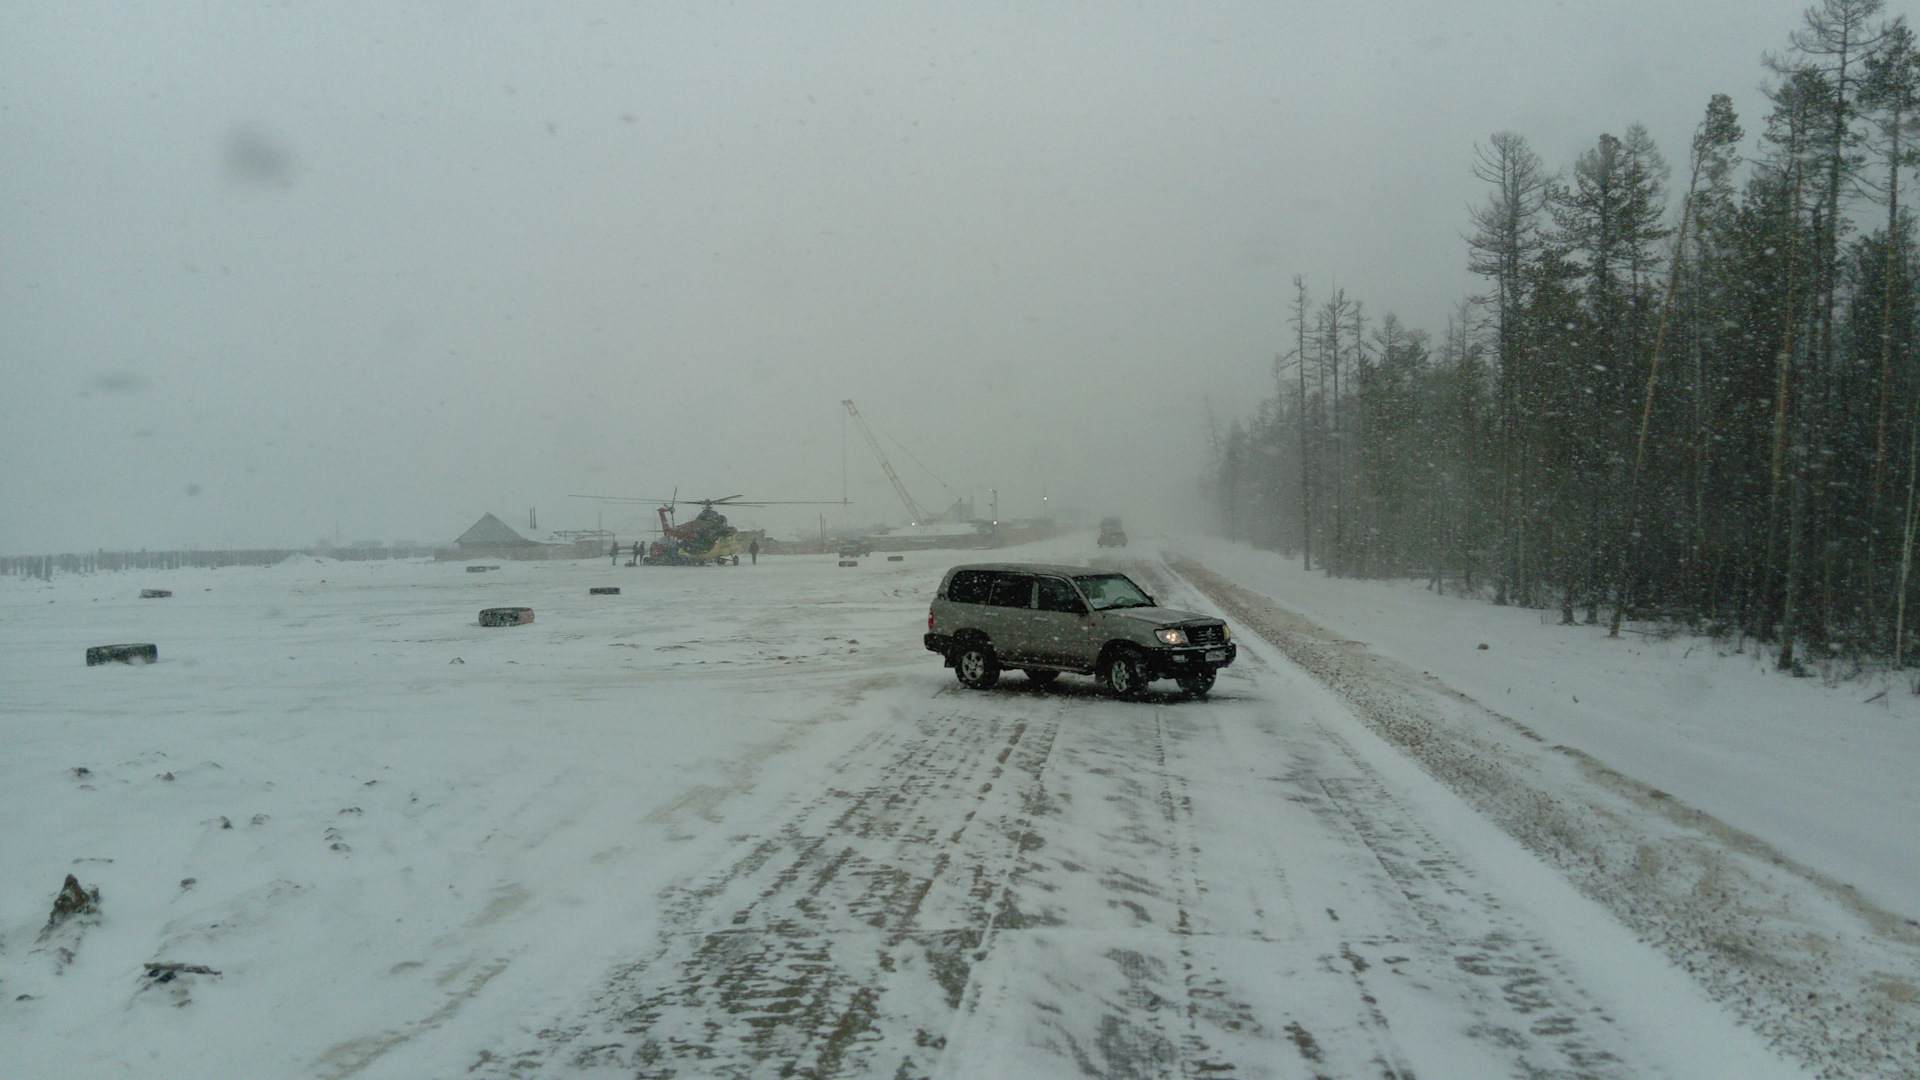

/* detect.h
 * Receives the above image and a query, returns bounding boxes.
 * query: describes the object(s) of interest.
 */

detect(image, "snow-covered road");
[2,539,1891,1077]
[474,645,1733,1079]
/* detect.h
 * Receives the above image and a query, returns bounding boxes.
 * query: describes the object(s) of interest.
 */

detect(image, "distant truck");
[1097,517,1127,548]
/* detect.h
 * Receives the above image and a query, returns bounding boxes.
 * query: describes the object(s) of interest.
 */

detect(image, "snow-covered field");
[1,537,1910,1078]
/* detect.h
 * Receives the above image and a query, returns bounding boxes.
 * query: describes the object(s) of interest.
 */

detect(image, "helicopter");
[569,492,845,565]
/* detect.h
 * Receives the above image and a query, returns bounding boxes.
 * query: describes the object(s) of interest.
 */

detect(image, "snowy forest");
[1208,0,1920,672]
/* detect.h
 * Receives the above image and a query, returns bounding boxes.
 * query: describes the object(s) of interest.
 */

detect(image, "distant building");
[452,513,543,558]
[445,513,605,561]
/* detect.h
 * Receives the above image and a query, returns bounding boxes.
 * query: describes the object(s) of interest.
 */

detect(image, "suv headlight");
[1221,624,1231,642]
[1154,627,1188,646]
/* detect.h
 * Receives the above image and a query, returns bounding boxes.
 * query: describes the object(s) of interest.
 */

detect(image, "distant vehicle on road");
[925,562,1233,698]
[1096,517,1127,547]
[837,537,875,558]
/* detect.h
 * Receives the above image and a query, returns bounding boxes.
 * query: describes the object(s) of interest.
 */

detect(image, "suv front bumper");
[1143,642,1236,678]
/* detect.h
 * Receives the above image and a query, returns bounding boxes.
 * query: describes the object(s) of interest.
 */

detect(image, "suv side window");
[948,570,993,604]
[1035,576,1085,614]
[987,573,1035,608]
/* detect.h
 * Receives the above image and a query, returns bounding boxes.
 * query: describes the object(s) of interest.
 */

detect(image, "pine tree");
[1551,129,1670,621]
[1467,132,1551,604]
[1611,98,1742,635]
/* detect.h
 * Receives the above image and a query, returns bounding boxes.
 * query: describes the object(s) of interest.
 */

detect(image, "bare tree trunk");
[1768,317,1799,632]
[1897,394,1920,662]
[1691,269,1710,613]
[1611,174,1701,636]
[1330,299,1343,574]
[1781,438,1811,672]
[1766,162,1806,643]
[1293,276,1312,572]
[1870,107,1902,636]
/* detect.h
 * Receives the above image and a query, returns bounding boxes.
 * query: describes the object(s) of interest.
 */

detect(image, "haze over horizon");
[3,0,1811,553]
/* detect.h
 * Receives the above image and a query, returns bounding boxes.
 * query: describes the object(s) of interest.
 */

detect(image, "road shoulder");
[1170,553,1920,1080]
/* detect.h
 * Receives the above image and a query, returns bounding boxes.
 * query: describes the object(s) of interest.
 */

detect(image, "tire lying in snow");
[886,555,904,562]
[88,643,158,666]
[478,607,534,627]
[838,560,858,567]
[139,589,172,599]
[589,586,621,595]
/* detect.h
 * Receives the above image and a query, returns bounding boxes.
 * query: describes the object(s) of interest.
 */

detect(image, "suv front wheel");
[953,641,1001,689]
[1100,647,1150,700]
[1177,669,1216,698]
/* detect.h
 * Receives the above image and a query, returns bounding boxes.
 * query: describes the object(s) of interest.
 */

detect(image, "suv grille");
[1187,624,1226,646]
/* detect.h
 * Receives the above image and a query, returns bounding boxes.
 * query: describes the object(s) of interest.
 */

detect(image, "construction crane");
[842,399,935,525]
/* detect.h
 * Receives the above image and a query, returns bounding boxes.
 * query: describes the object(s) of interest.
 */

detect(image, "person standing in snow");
[749,539,759,565]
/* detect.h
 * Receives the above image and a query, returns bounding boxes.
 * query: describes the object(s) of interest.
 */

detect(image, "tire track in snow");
[1169,554,1920,1080]
[1312,771,1628,1079]
[475,704,1066,1078]
[945,648,1643,1080]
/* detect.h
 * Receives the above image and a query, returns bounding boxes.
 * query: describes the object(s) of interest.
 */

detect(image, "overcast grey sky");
[2,0,1823,550]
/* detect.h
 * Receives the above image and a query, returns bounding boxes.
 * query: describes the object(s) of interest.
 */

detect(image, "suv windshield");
[1072,574,1153,610]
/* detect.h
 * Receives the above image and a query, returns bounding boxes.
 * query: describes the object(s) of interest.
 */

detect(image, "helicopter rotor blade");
[568,493,680,504]
[569,493,851,507]
[689,498,852,507]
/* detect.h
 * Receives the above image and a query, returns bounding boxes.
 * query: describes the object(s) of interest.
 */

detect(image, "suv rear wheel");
[953,642,1000,689]
[1100,647,1150,700]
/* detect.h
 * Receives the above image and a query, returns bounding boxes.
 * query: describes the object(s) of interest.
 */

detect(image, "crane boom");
[842,399,934,525]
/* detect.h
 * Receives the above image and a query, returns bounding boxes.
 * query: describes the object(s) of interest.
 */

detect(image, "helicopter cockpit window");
[987,573,1035,608]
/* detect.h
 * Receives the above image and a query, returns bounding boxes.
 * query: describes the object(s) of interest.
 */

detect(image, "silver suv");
[924,562,1236,699]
